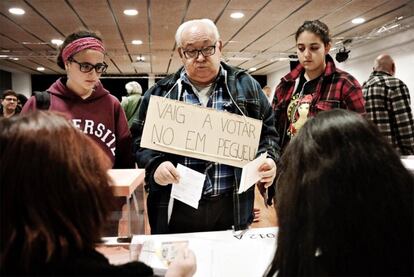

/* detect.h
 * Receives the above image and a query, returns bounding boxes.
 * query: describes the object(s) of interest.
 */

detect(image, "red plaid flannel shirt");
[272,54,365,149]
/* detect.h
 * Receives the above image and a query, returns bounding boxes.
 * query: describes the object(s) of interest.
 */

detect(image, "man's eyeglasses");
[182,43,217,59]
[69,58,108,73]
[4,97,17,102]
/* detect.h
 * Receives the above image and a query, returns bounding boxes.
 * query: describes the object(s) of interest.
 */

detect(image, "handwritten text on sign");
[141,96,262,168]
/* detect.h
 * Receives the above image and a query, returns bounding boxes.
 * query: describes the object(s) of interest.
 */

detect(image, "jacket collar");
[371,70,392,77]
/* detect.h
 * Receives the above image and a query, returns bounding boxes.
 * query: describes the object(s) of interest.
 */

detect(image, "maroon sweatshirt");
[23,78,134,168]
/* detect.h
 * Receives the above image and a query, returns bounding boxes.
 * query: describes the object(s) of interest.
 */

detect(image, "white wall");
[12,72,32,97]
[267,28,414,110]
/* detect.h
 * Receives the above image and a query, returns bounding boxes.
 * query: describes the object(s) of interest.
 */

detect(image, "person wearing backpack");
[22,30,133,169]
[121,81,142,130]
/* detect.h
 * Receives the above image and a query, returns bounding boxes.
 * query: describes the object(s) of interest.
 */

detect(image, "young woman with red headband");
[22,30,133,169]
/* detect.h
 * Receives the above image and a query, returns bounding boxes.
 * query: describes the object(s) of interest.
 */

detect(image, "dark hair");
[57,30,103,69]
[16,93,28,106]
[266,109,413,276]
[0,111,115,273]
[295,20,331,46]
[2,90,18,99]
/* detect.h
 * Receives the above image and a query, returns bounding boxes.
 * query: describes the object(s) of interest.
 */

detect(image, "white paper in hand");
[171,163,205,209]
[238,152,267,194]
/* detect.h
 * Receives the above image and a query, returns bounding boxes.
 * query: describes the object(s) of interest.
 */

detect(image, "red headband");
[62,37,105,63]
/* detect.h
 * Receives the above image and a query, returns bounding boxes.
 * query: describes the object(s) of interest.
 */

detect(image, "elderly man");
[133,19,280,234]
[363,54,414,155]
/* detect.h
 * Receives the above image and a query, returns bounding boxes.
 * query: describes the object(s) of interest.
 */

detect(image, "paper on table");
[171,163,206,209]
[238,152,267,194]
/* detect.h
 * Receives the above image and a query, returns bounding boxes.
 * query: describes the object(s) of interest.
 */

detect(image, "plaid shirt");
[272,54,365,149]
[179,68,234,196]
[363,71,414,155]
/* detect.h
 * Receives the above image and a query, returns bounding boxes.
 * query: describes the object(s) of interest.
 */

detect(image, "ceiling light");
[37,67,45,71]
[9,7,25,15]
[132,40,143,45]
[230,12,244,19]
[11,57,19,61]
[51,39,63,46]
[136,55,145,61]
[249,67,257,72]
[124,9,138,16]
[0,55,9,58]
[351,17,365,24]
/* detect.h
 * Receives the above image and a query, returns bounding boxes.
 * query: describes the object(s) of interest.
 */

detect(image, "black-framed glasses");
[182,42,217,59]
[69,58,108,73]
[4,97,17,102]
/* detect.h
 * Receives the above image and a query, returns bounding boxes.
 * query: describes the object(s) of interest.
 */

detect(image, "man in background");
[262,85,272,103]
[363,54,414,155]
[1,90,19,118]
[121,81,143,130]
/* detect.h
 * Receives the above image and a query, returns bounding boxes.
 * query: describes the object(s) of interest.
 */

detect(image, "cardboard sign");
[141,96,262,168]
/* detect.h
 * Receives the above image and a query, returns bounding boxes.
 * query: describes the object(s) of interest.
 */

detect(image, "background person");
[262,85,272,103]
[1,90,19,118]
[121,81,143,130]
[16,93,28,112]
[22,30,133,169]
[265,109,413,276]
[133,19,279,234]
[363,53,414,155]
[272,20,365,151]
[0,111,196,276]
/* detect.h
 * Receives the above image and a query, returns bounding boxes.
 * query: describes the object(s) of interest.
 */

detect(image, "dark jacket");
[133,62,280,233]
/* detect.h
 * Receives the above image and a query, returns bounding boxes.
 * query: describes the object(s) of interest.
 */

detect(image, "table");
[133,227,278,277]
[108,168,145,237]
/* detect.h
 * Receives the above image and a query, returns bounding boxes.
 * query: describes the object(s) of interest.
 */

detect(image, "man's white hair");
[125,81,142,95]
[175,18,220,47]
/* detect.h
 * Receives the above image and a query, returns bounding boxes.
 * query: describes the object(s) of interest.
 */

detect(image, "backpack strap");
[33,91,51,110]
[131,97,142,116]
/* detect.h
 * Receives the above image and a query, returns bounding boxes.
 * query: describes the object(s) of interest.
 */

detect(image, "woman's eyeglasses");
[69,58,108,73]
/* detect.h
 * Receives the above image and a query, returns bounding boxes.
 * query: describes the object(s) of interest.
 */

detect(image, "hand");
[154,161,180,186]
[253,207,261,223]
[256,158,277,189]
[165,248,196,277]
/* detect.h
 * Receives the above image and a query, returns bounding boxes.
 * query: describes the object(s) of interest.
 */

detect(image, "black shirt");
[294,72,322,96]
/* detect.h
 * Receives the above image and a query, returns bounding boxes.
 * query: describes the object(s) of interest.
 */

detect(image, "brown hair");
[295,20,331,46]
[265,109,413,276]
[0,111,115,272]
[2,89,18,100]
[57,29,103,69]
